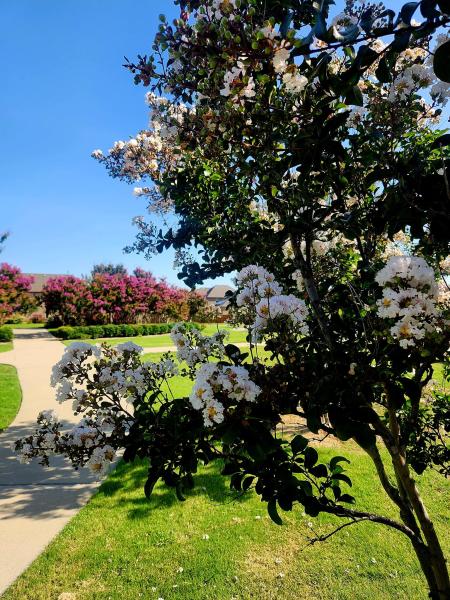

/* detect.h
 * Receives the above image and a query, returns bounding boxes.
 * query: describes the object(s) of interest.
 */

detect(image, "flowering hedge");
[0,263,35,325]
[42,272,204,326]
[51,322,202,340]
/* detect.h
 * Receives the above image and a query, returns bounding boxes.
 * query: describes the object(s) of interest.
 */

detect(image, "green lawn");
[63,324,249,349]
[2,352,448,598]
[0,342,13,353]
[0,364,22,430]
[3,444,448,600]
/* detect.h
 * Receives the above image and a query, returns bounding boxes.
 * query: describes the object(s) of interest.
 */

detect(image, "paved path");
[0,329,98,595]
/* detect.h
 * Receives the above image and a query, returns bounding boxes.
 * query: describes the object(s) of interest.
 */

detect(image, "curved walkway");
[0,329,98,595]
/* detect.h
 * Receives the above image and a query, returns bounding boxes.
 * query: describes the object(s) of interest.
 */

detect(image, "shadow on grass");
[98,458,252,521]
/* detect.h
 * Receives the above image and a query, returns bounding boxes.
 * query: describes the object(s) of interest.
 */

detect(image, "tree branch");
[321,504,420,543]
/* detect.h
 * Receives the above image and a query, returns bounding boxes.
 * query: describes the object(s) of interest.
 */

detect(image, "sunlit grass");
[0,364,21,430]
[63,323,249,349]
[3,445,448,600]
[0,342,13,353]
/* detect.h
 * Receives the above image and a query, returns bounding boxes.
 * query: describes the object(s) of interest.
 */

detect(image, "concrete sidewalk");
[0,329,98,595]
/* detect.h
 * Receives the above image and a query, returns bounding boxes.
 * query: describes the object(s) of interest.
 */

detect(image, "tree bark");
[362,442,443,598]
[391,450,450,599]
[373,404,450,599]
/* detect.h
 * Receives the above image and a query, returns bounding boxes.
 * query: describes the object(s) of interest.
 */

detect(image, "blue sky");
[0,0,209,286]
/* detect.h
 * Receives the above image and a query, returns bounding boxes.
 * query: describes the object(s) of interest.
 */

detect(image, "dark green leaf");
[291,434,309,455]
[304,446,319,470]
[332,473,353,487]
[267,498,283,525]
[309,463,328,478]
[431,134,450,149]
[339,494,356,504]
[421,0,440,18]
[392,30,411,52]
[375,57,392,83]
[437,0,450,14]
[434,41,450,82]
[330,455,350,471]
[399,2,420,24]
[345,85,364,107]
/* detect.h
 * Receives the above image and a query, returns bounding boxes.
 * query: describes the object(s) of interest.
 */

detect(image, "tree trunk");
[391,451,450,599]
[370,398,450,598]
[363,443,444,597]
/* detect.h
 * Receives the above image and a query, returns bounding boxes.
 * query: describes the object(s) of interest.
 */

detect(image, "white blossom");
[375,256,442,347]
[282,71,308,94]
[273,48,290,74]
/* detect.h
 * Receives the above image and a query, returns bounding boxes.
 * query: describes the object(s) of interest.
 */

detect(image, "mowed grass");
[3,352,449,598]
[0,364,22,430]
[62,324,249,349]
[3,443,448,600]
[0,342,13,353]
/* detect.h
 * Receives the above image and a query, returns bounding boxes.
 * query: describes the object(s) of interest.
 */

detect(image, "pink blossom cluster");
[0,263,35,324]
[42,270,191,325]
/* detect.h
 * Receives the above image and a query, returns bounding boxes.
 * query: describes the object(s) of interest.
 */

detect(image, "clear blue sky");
[0,0,224,287]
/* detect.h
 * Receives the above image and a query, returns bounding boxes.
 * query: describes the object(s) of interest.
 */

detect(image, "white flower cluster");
[386,63,434,103]
[50,341,155,409]
[190,363,261,427]
[271,45,307,94]
[375,256,441,348]
[86,445,116,477]
[236,265,309,339]
[220,59,256,104]
[15,341,171,475]
[170,323,228,367]
[385,37,450,106]
[92,93,190,181]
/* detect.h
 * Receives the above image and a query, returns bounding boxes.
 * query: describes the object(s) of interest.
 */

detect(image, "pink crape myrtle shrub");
[0,263,35,324]
[43,270,199,325]
[42,276,91,326]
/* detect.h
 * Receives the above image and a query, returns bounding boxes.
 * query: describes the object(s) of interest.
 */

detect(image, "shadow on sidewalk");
[12,330,59,341]
[0,420,97,520]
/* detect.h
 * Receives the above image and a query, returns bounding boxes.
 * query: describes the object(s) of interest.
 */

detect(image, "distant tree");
[0,263,35,324]
[186,290,220,322]
[0,231,9,254]
[91,263,128,277]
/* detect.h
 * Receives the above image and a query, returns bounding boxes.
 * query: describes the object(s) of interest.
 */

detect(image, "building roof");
[205,284,235,299]
[24,274,67,294]
[195,284,234,305]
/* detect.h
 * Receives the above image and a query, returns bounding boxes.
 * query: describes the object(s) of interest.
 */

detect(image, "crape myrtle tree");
[16,0,450,596]
[0,263,35,324]
[42,271,193,325]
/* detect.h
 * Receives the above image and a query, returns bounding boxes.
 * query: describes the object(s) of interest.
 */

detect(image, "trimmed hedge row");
[0,326,13,342]
[50,322,202,340]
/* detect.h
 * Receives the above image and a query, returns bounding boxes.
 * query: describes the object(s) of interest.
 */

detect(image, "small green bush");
[50,322,201,340]
[5,317,23,325]
[0,327,14,342]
